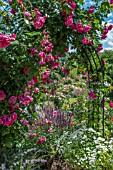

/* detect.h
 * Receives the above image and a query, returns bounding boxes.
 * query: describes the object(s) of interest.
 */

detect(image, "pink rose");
[34,8,42,17]
[109,102,113,108]
[8,96,17,104]
[65,16,73,27]
[34,88,39,93]
[34,16,46,29]
[89,92,96,99]
[0,89,6,101]
[81,37,92,45]
[101,34,107,39]
[97,45,103,53]
[10,34,16,41]
[30,47,38,56]
[88,6,94,14]
[70,2,76,10]
[110,0,113,4]
[18,0,22,5]
[0,33,11,48]
[0,119,3,125]
[12,112,18,122]
[83,24,91,33]
[4,117,13,126]
[10,9,16,15]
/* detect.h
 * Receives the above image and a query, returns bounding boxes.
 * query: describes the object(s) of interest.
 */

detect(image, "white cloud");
[107,19,113,23]
[102,29,113,50]
[108,41,113,46]
[107,13,113,17]
[104,47,113,51]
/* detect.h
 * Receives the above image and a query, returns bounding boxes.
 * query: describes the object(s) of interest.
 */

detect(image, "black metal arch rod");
[88,47,104,133]
[80,46,105,135]
[79,48,96,128]
[87,47,100,79]
[78,49,91,127]
[81,46,94,75]
[90,46,105,138]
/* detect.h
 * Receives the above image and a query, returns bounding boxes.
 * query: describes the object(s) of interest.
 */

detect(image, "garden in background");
[0,0,113,169]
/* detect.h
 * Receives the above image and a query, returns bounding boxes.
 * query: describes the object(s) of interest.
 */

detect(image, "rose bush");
[0,0,113,168]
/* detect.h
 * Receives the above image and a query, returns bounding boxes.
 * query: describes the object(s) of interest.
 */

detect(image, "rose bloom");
[8,96,17,104]
[34,16,46,29]
[65,16,73,27]
[0,33,11,48]
[0,89,6,101]
[12,112,18,122]
[88,6,94,14]
[89,92,96,99]
[109,102,113,108]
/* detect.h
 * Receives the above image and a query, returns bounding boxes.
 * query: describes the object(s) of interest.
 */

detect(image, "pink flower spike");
[37,136,46,144]
[48,128,53,133]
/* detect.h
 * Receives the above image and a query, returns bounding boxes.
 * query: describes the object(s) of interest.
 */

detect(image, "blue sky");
[84,0,113,51]
[102,12,113,51]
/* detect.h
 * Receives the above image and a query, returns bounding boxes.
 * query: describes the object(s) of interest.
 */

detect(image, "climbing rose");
[37,136,46,144]
[12,112,18,122]
[101,34,107,39]
[10,9,16,15]
[34,88,39,93]
[0,119,3,125]
[109,102,113,108]
[1,115,13,126]
[8,96,17,104]
[81,37,92,45]
[83,24,91,33]
[110,0,113,4]
[18,0,22,5]
[30,47,38,56]
[24,11,32,20]
[88,6,94,14]
[24,11,31,17]
[0,90,6,101]
[34,8,42,16]
[0,33,11,48]
[89,92,96,99]
[108,24,113,30]
[97,45,103,53]
[70,2,76,10]
[34,16,46,29]
[65,16,73,27]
